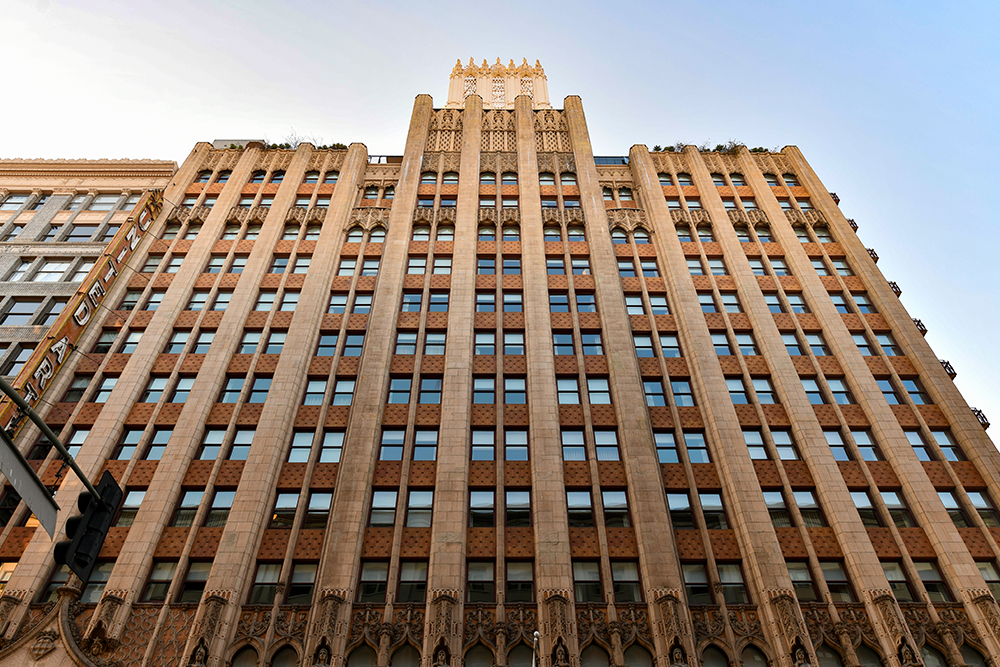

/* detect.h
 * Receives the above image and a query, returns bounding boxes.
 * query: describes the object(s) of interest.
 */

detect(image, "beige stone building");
[0,61,997,667]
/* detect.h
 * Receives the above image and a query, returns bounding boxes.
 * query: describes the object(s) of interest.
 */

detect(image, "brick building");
[0,60,998,667]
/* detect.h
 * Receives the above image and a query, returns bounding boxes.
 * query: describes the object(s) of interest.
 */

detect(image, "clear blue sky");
[3,0,999,443]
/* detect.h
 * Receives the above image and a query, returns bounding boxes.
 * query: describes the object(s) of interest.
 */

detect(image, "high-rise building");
[0,60,997,667]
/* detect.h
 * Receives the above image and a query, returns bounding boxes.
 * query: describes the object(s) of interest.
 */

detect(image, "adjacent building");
[0,61,998,667]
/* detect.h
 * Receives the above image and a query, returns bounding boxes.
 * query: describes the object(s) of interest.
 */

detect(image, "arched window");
[245,224,262,240]
[383,186,395,200]
[612,229,628,244]
[421,172,437,184]
[442,172,459,184]
[323,171,339,184]
[814,227,833,243]
[369,227,385,242]
[658,173,673,186]
[581,645,610,667]
[222,225,240,240]
[603,187,614,201]
[502,172,518,185]
[412,225,431,241]
[795,226,811,242]
[561,172,577,185]
[755,227,773,243]
[183,224,201,239]
[676,173,693,186]
[623,645,653,667]
[921,646,947,667]
[363,186,379,199]
[480,172,496,184]
[271,646,297,667]
[282,225,299,240]
[347,227,365,243]
[163,224,181,240]
[741,647,768,667]
[478,225,496,241]
[696,226,714,242]
[232,647,258,667]
[711,173,725,186]
[466,646,493,667]
[348,645,377,667]
[783,173,800,186]
[544,226,561,242]
[391,645,420,667]
[305,225,321,240]
[855,645,883,667]
[304,171,320,183]
[961,646,987,667]
[816,644,844,667]
[270,171,285,184]
[730,173,746,186]
[701,646,728,667]
[734,226,751,242]
[436,225,454,241]
[539,172,555,185]
[216,170,232,184]
[633,229,649,244]
[508,645,532,667]
[567,226,585,242]
[619,187,633,201]
[250,170,266,184]
[195,170,212,183]
[764,173,779,187]
[676,226,693,242]
[502,226,520,241]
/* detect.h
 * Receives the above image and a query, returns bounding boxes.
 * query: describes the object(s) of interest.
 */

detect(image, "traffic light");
[53,471,122,582]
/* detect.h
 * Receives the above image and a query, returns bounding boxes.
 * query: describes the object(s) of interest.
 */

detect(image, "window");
[505,430,528,461]
[314,332,339,356]
[286,562,318,605]
[562,430,585,461]
[502,258,521,275]
[940,491,969,527]
[405,491,434,528]
[432,257,452,274]
[320,432,344,462]
[370,490,398,526]
[380,430,405,460]
[504,377,526,404]
[505,490,531,527]
[853,333,874,355]
[63,375,92,402]
[470,491,495,527]
[686,198,702,209]
[170,376,195,403]
[830,293,850,313]
[197,430,225,460]
[473,378,495,404]
[573,561,602,603]
[424,332,445,355]
[932,431,965,461]
[770,258,791,276]
[612,562,641,603]
[748,258,766,276]
[882,562,915,602]
[882,491,915,527]
[187,291,209,311]
[247,563,281,605]
[503,293,522,312]
[1,298,40,325]
[397,562,428,603]
[471,430,494,460]
[205,491,236,528]
[684,432,710,463]
[717,564,748,604]
[825,430,850,461]
[142,561,177,602]
[557,378,580,405]
[683,564,710,604]
[736,333,759,355]
[553,333,574,356]
[270,493,299,527]
[686,259,704,276]
[343,334,365,356]
[700,493,727,529]
[875,333,902,356]
[787,562,818,602]
[115,490,145,527]
[698,294,717,313]
[676,226,693,242]
[177,561,212,603]
[852,430,882,461]
[303,379,326,405]
[712,333,732,355]
[802,379,825,404]
[785,294,808,313]
[660,334,681,357]
[240,331,261,354]
[902,378,931,404]
[727,378,748,404]
[229,429,254,460]
[386,378,412,404]
[633,335,654,358]
[853,294,877,313]
[720,293,742,313]
[287,432,314,462]
[805,333,830,356]
[113,429,143,460]
[141,377,169,402]
[764,491,791,526]
[3,345,34,376]
[644,380,666,407]
[219,376,244,403]
[419,378,441,404]
[641,260,660,277]
[33,260,71,282]
[93,377,117,403]
[358,562,388,603]
[351,293,371,314]
[794,490,825,526]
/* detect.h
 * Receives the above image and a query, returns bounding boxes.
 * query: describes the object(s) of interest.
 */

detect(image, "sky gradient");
[3,0,999,443]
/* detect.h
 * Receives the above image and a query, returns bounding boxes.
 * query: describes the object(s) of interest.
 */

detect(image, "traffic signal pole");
[0,377,101,504]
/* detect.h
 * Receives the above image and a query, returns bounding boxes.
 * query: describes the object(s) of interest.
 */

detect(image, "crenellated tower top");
[446,57,552,109]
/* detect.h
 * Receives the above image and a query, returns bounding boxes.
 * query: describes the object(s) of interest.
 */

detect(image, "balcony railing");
[973,408,990,430]
[847,218,858,231]
[888,281,901,297]
[829,192,840,204]
[867,248,879,263]
[594,156,629,165]
[939,360,956,379]
[913,319,927,335]
[367,155,403,164]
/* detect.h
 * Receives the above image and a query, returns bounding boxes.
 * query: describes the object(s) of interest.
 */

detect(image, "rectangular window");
[684,432,710,463]
[573,561,602,603]
[178,562,212,603]
[343,334,365,356]
[470,491,495,527]
[358,562,388,603]
[424,332,446,355]
[504,332,525,355]
[115,490,145,526]
[316,334,339,356]
[320,432,344,462]
[655,432,677,463]
[787,562,818,601]
[370,490,398,526]
[612,562,642,603]
[794,490,825,526]
[881,491,915,527]
[882,562,915,602]
[406,490,434,527]
[683,564,711,604]
[380,430,405,460]
[562,430,586,461]
[248,563,281,604]
[141,377,169,403]
[505,430,528,461]
[398,562,428,603]
[476,292,495,312]
[504,377,526,404]
[287,562,318,605]
[205,490,235,527]
[603,490,630,527]
[506,490,531,527]
[567,491,593,526]
[763,491,791,527]
[507,561,533,602]
[142,561,177,602]
[467,562,495,603]
[270,492,299,527]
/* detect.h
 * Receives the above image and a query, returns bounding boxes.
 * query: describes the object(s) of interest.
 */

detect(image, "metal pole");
[0,378,101,502]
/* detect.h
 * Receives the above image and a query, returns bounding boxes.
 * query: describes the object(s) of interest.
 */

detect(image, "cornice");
[0,158,177,179]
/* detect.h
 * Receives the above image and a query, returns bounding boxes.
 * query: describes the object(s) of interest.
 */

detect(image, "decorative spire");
[450,58,546,79]
[452,59,463,76]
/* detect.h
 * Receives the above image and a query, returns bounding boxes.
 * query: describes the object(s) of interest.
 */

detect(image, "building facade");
[0,63,998,667]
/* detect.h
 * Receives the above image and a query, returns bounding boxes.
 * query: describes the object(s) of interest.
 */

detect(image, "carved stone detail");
[577,605,610,648]
[286,207,306,224]
[348,605,385,649]
[227,205,249,224]
[670,209,712,225]
[691,606,725,645]
[275,607,309,638]
[464,604,496,649]
[235,607,271,641]
[544,594,573,642]
[248,206,269,223]
[427,110,463,153]
[30,629,59,660]
[348,207,391,229]
[974,594,1000,641]
[770,594,806,645]
[727,605,765,644]
[504,605,538,649]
